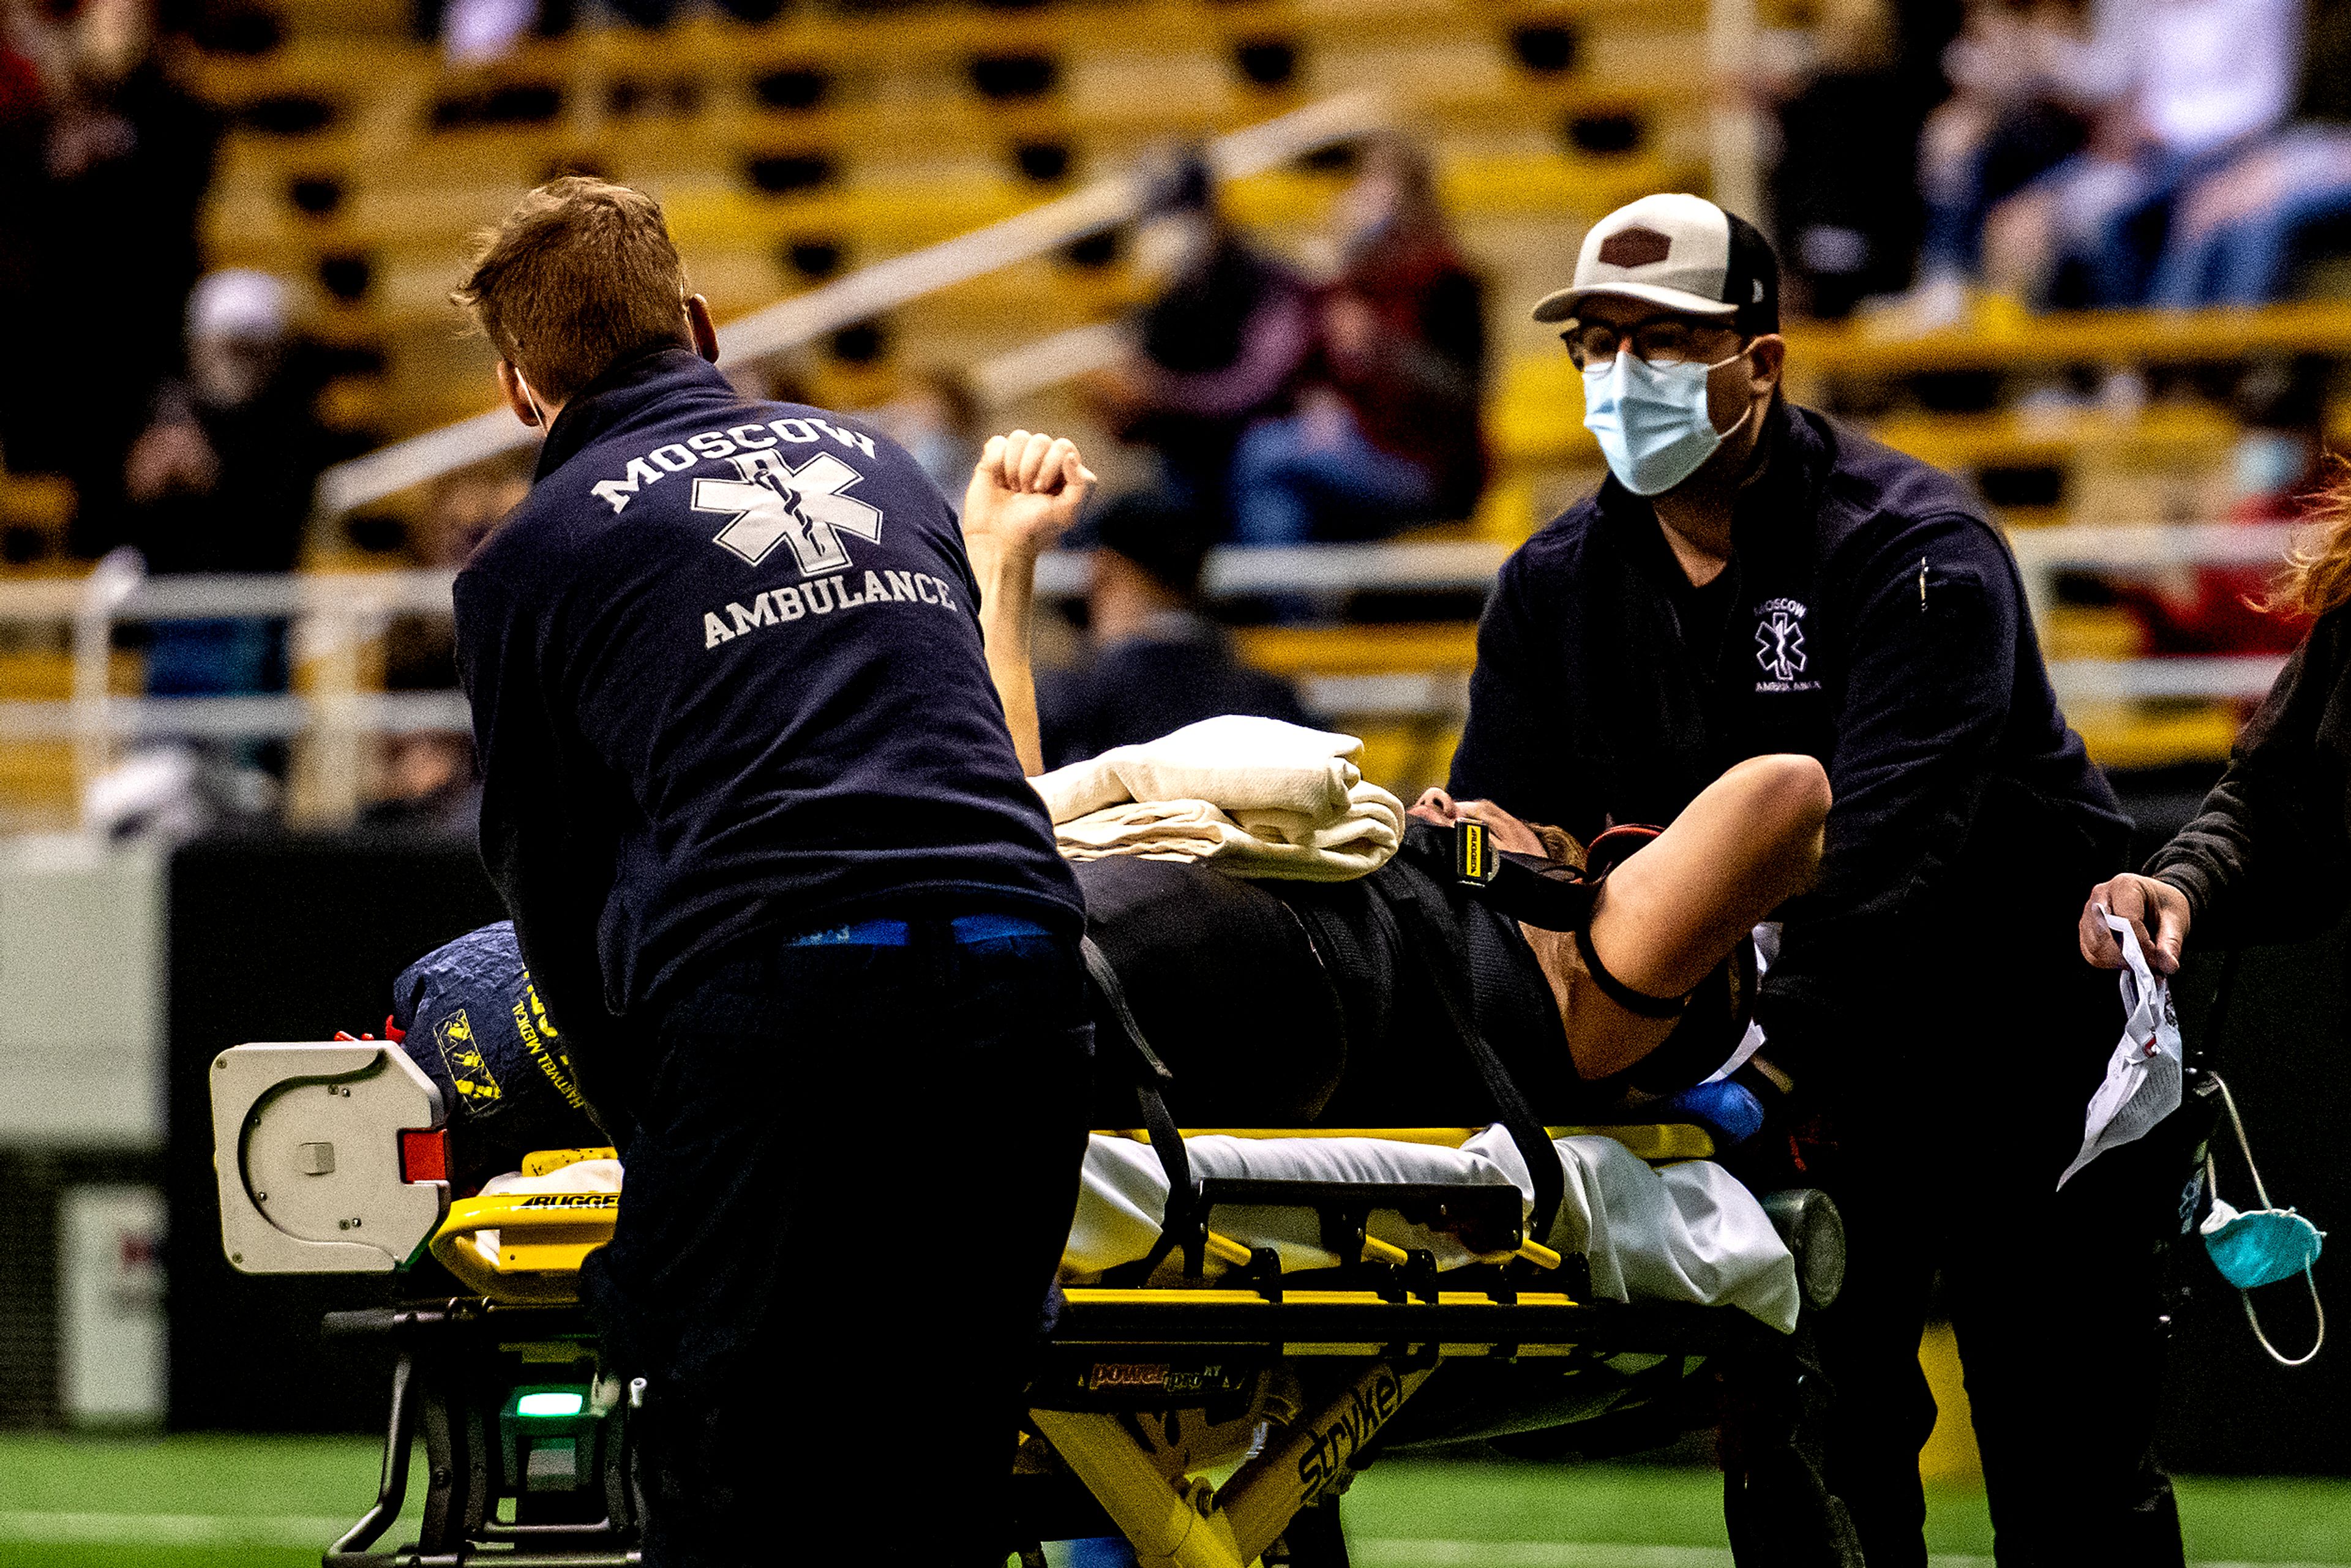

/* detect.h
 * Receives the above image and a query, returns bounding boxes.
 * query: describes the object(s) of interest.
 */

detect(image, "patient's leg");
[1521,753,1830,1081]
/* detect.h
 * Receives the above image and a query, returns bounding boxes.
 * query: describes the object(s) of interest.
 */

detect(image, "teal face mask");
[2204,1201,2323,1290]
[2200,1071,2326,1367]
[1580,350,1745,498]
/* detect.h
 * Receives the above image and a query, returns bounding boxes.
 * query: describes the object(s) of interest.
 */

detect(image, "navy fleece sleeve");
[453,566,627,1113]
[1450,556,1601,836]
[1759,515,2016,1059]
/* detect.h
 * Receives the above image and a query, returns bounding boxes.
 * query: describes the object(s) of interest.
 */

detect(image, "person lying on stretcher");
[964,432,1832,1131]
[369,432,1832,1178]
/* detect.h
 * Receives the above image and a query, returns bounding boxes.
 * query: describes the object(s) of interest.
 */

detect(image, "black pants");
[580,922,1093,1568]
[1731,962,2192,1568]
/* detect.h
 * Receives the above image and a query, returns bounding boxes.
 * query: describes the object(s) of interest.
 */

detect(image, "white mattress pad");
[463,1133,1799,1332]
[1063,1127,1800,1332]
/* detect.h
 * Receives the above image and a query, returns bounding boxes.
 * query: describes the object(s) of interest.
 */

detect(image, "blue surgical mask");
[2199,1071,2326,1367]
[1581,350,1747,498]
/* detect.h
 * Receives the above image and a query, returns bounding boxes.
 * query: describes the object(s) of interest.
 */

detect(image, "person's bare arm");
[1537,754,1829,1081]
[961,430,1096,776]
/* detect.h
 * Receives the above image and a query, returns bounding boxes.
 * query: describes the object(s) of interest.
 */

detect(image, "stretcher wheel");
[1760,1188,1845,1312]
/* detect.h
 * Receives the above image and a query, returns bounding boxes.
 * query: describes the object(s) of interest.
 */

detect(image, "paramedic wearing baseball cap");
[1450,193,2187,1566]
[448,178,1095,1567]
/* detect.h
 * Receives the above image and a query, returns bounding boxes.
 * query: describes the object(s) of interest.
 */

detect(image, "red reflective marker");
[399,1128,449,1185]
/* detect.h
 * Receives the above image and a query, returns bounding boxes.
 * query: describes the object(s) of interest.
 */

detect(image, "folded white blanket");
[1063,1127,1800,1332]
[1035,716,1406,880]
[1055,786,1403,882]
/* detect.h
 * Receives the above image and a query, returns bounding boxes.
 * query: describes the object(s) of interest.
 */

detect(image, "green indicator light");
[517,1391,585,1417]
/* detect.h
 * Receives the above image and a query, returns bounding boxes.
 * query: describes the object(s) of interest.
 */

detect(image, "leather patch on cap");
[1598,227,1673,268]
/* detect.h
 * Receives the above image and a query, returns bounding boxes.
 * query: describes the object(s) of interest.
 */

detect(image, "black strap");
[2191,947,2241,1087]
[1080,936,1192,1240]
[1573,925,1693,1019]
[1381,866,1566,1245]
[1475,851,1604,934]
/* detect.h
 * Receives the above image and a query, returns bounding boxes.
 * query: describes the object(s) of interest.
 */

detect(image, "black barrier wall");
[164,831,504,1432]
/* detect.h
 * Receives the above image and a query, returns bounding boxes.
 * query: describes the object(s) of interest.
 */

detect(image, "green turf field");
[1,1435,2346,1566]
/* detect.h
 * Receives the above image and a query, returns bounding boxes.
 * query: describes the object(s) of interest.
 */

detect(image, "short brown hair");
[452,177,691,406]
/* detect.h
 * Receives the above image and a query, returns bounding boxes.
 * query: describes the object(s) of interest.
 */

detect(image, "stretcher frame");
[302,1125,1828,1568]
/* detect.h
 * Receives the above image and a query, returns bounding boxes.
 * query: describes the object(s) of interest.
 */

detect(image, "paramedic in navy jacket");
[1449,195,2184,1567]
[448,178,1095,1568]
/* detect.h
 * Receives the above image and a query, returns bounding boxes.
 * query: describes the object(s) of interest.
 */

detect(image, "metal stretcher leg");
[327,1352,417,1563]
[1215,1360,1434,1561]
[1032,1359,1436,1568]
[1029,1410,1245,1568]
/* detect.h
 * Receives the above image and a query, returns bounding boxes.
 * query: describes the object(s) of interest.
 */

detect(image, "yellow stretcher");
[211,1041,1844,1568]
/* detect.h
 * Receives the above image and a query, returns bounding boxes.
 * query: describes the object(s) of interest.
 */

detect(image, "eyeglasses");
[1564,318,1744,370]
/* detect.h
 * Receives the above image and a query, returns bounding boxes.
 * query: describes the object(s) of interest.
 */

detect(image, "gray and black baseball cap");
[1532,193,1780,336]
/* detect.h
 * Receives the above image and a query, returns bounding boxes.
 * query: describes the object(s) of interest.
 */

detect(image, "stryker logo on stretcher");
[1296,1365,1403,1493]
[701,569,959,649]
[589,416,877,514]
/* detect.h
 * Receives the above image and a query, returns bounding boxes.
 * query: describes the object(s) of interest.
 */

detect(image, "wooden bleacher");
[8,0,2351,820]
[176,0,1712,445]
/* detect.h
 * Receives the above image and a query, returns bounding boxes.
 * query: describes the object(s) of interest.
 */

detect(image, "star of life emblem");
[691,448,882,572]
[1755,605,1807,681]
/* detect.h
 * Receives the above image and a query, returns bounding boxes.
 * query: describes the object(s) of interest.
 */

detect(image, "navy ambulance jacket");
[1449,400,2132,1082]
[453,347,1084,1087]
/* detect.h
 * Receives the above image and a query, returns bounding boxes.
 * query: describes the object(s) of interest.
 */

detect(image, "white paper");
[2057,907,2183,1188]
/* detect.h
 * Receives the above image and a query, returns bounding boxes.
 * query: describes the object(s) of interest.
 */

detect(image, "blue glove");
[1663,1080,1766,1146]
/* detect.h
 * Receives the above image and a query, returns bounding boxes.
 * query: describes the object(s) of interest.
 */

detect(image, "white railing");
[31,564,463,825]
[1031,538,1511,598]
[314,91,1390,519]
[0,520,2300,829]
[2009,522,2303,703]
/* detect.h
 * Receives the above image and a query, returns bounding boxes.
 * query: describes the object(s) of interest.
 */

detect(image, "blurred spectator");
[1228,134,1487,544]
[1037,492,1311,769]
[1766,0,1962,319]
[364,465,522,835]
[857,366,981,501]
[0,0,219,553]
[382,463,528,698]
[83,740,279,842]
[2151,126,2351,304]
[416,461,530,571]
[414,0,786,58]
[361,731,478,834]
[1084,152,1313,525]
[435,0,547,66]
[1867,0,2088,327]
[123,269,334,697]
[1982,0,2304,307]
[2091,362,2320,656]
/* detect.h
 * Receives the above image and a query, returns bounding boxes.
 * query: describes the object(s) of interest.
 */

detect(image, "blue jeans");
[583,918,1093,1567]
[1919,100,2087,278]
[1229,408,1439,547]
[2025,142,2259,306]
[2150,136,2351,306]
